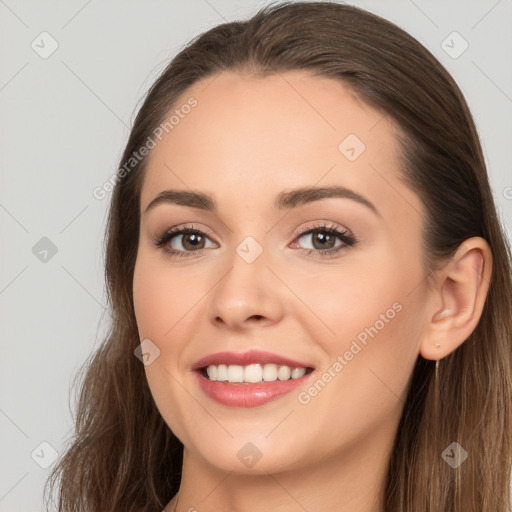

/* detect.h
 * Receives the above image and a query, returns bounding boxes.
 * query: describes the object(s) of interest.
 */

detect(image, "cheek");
[293,250,423,393]
[133,259,160,339]
[133,254,190,339]
[132,252,211,375]
[288,275,422,453]
[285,253,408,346]
[133,254,200,442]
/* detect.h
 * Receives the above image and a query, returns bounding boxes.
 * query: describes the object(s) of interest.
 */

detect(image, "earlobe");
[419,237,492,361]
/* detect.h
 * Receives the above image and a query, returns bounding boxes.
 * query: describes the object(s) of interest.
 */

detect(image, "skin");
[132,70,492,512]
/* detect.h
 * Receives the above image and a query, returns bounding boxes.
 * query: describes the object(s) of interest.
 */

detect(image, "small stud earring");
[434,343,441,349]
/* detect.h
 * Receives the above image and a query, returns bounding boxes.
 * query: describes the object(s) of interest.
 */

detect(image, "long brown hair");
[44,2,512,510]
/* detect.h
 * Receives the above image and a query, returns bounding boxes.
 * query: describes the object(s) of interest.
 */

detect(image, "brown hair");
[44,1,512,510]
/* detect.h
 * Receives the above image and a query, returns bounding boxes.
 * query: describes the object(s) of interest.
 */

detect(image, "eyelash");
[153,222,357,259]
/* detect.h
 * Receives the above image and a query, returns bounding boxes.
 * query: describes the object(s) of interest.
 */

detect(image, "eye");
[154,224,217,258]
[291,223,357,258]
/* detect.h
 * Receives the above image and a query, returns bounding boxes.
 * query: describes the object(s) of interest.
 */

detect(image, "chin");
[185,434,309,475]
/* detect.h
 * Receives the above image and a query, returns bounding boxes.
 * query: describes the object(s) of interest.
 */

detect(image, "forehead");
[147,69,388,165]
[140,70,422,222]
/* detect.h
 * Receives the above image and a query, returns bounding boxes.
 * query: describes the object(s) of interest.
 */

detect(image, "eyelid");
[294,221,348,236]
[154,220,350,243]
[154,223,218,243]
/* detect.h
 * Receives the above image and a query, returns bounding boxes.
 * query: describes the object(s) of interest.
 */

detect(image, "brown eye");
[293,224,357,258]
[298,229,339,250]
[177,232,206,251]
[154,225,217,258]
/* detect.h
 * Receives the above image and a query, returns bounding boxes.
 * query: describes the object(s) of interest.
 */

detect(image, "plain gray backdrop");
[0,0,511,510]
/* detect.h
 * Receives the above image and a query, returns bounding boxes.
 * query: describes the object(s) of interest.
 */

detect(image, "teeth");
[227,364,244,382]
[262,364,278,381]
[244,363,263,383]
[291,367,306,379]
[216,364,228,381]
[207,365,217,381]
[277,365,291,380]
[205,363,307,383]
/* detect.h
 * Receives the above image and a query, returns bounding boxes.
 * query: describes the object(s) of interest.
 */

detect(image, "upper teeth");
[206,364,307,383]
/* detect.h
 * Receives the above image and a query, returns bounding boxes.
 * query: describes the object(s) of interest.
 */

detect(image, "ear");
[419,236,493,361]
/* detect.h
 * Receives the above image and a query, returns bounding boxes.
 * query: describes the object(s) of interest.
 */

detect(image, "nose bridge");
[222,231,269,293]
[208,227,282,326]
[220,206,273,268]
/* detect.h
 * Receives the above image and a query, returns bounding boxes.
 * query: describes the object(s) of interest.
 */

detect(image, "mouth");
[192,350,317,407]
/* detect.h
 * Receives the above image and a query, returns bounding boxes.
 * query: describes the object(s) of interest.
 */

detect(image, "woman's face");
[133,70,431,475]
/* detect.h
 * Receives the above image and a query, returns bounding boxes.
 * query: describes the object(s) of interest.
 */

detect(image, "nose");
[207,240,284,331]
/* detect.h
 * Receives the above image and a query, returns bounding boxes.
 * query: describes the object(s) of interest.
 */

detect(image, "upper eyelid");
[160,219,350,237]
[159,222,352,247]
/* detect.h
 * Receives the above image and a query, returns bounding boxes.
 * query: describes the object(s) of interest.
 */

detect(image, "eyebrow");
[143,185,381,217]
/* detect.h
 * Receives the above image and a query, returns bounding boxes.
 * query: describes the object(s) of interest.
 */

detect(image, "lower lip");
[194,369,314,407]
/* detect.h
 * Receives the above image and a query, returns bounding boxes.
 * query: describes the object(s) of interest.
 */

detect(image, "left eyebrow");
[143,185,381,218]
[274,185,381,217]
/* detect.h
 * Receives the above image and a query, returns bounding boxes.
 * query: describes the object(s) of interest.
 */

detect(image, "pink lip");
[191,349,314,371]
[191,349,315,408]
[194,368,315,408]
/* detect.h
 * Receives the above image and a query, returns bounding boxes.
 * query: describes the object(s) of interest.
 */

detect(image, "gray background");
[0,0,511,510]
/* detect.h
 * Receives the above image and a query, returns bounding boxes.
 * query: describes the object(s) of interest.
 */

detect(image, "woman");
[45,1,512,511]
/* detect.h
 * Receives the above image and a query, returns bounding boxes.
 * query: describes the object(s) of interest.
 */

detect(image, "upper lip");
[191,349,315,371]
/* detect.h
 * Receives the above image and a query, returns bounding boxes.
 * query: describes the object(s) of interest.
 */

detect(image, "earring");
[434,344,441,382]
